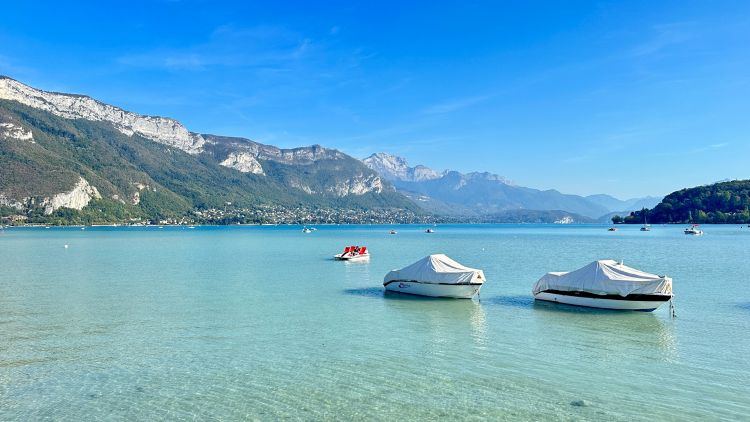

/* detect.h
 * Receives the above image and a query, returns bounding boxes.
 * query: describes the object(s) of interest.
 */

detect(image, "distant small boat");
[389,230,397,235]
[81,227,86,230]
[425,228,435,233]
[303,227,313,233]
[640,215,650,231]
[188,226,196,229]
[684,224,703,235]
[608,227,618,232]
[334,245,370,261]
[533,260,673,311]
[384,254,485,298]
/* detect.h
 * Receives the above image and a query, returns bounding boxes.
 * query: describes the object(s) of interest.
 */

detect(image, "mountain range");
[0,76,660,224]
[0,76,414,223]
[362,153,660,219]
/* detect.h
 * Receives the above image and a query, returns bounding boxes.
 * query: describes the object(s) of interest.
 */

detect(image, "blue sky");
[1,1,748,198]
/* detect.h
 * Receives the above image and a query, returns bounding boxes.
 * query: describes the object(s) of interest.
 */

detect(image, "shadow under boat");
[484,295,678,356]
[489,293,674,316]
[485,295,536,309]
[343,287,480,301]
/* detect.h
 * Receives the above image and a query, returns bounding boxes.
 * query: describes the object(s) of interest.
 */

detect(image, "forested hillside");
[613,180,750,224]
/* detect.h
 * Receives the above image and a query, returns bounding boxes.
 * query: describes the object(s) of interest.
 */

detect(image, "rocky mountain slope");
[0,76,416,223]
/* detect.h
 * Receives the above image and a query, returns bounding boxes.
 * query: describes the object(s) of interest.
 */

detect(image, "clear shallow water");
[1,224,749,420]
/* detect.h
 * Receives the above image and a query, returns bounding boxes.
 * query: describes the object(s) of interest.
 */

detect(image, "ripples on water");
[1,225,749,420]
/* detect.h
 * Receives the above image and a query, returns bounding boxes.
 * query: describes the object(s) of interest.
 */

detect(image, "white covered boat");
[532,260,673,311]
[383,254,485,299]
[334,245,370,261]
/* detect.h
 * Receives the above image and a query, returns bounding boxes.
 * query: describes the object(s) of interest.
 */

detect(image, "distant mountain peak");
[362,152,442,182]
[464,171,513,185]
[362,152,514,186]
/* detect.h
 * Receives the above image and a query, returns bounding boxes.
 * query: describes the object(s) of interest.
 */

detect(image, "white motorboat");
[383,254,485,299]
[302,227,313,233]
[334,245,370,261]
[389,230,397,235]
[425,228,435,233]
[684,224,703,235]
[533,260,673,311]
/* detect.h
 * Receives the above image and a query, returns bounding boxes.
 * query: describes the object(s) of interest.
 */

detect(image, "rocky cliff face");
[219,152,266,175]
[362,153,442,182]
[331,174,385,196]
[205,136,385,197]
[0,177,101,214]
[207,135,346,166]
[254,143,347,164]
[0,76,205,154]
[0,121,33,142]
[42,177,101,214]
[0,194,24,210]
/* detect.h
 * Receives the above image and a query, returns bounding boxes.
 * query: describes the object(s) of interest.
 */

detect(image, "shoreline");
[3,222,747,229]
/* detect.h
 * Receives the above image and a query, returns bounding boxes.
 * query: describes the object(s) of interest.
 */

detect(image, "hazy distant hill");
[585,194,662,214]
[363,152,650,219]
[615,180,750,224]
[0,76,416,223]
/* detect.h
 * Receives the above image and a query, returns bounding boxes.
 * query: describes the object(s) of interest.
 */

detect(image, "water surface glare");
[1,224,749,420]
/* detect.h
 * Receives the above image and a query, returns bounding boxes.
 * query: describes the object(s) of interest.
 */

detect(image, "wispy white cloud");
[691,142,729,153]
[562,155,591,164]
[117,52,210,71]
[653,142,730,158]
[629,22,696,57]
[421,95,490,115]
[115,24,316,71]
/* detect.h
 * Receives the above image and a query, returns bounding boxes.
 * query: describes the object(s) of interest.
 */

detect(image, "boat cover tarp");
[384,254,485,285]
[533,260,672,297]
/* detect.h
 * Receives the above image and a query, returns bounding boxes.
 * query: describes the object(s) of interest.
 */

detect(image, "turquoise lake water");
[1,224,749,420]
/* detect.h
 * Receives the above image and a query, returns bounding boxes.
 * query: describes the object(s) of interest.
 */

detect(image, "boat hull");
[533,291,671,311]
[334,254,370,261]
[384,281,482,299]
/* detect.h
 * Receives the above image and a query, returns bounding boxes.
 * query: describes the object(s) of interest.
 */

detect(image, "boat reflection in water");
[382,293,488,348]
[530,299,677,361]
